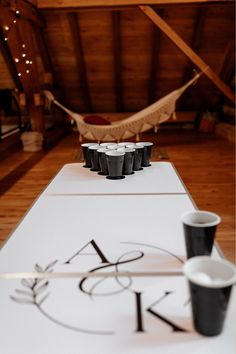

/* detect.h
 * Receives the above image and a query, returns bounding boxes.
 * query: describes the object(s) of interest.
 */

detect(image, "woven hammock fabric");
[44,73,200,142]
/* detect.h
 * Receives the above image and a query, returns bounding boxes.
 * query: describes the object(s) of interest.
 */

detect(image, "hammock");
[44,73,201,142]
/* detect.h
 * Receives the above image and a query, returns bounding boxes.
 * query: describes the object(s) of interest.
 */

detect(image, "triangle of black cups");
[81,142,153,180]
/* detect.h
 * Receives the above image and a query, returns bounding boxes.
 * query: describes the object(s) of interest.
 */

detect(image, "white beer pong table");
[0,162,235,353]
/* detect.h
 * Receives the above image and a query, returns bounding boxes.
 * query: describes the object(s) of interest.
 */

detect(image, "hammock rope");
[44,72,201,142]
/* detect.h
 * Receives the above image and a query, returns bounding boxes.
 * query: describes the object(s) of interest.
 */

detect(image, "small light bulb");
[29,61,33,65]
[18,73,22,77]
[22,53,26,57]
[26,60,29,64]
[4,37,7,41]
[13,20,16,24]
[26,69,30,74]
[4,26,9,31]
[15,58,20,63]
[22,44,26,48]
[15,10,20,15]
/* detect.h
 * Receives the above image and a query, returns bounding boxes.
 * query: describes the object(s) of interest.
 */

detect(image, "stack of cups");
[181,210,236,336]
[81,141,154,178]
[81,143,99,168]
[117,147,135,175]
[127,142,153,170]
[136,142,153,167]
[88,144,101,171]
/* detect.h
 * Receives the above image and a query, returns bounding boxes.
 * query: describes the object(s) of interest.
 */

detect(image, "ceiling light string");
[2,9,33,77]
[15,43,33,77]
[3,9,19,42]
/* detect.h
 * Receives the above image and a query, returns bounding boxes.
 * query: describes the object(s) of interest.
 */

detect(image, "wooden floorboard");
[0,129,235,263]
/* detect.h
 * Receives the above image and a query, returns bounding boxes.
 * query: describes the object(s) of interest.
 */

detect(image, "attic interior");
[0,0,235,145]
[0,1,235,261]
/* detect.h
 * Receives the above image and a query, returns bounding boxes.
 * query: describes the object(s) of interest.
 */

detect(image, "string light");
[2,10,33,77]
[2,10,18,40]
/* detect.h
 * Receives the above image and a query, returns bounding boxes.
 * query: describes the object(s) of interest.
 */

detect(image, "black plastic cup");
[105,150,125,180]
[117,147,135,175]
[88,145,101,171]
[136,142,153,167]
[181,210,221,259]
[132,144,144,171]
[183,256,236,336]
[97,148,109,175]
[81,143,99,168]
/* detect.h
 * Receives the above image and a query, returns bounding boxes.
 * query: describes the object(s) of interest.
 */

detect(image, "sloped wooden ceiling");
[0,0,235,116]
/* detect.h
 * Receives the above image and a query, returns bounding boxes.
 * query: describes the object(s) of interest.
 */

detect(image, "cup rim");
[183,256,236,288]
[136,142,153,146]
[97,148,108,153]
[105,150,125,157]
[100,142,117,146]
[118,142,133,146]
[88,145,100,150]
[81,143,99,147]
[133,145,144,149]
[181,210,221,227]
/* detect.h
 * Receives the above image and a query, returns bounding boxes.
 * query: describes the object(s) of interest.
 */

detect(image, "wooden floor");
[0,128,235,263]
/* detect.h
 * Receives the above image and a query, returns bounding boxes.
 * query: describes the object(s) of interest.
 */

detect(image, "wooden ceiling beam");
[220,38,235,85]
[0,5,34,93]
[112,11,124,112]
[68,12,93,112]
[37,0,235,9]
[181,7,207,84]
[140,5,235,104]
[148,10,163,104]
[0,28,23,91]
[33,26,57,86]
[2,0,44,27]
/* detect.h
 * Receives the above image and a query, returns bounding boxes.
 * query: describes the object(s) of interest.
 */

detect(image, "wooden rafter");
[139,5,235,104]
[0,28,23,91]
[68,12,93,112]
[148,10,163,104]
[5,0,44,27]
[181,7,207,84]
[37,0,235,9]
[0,3,46,133]
[33,26,56,85]
[0,5,33,93]
[177,7,207,108]
[112,11,123,112]
[220,38,235,84]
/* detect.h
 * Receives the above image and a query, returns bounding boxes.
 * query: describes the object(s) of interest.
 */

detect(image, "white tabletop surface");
[0,162,235,354]
[44,162,187,195]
